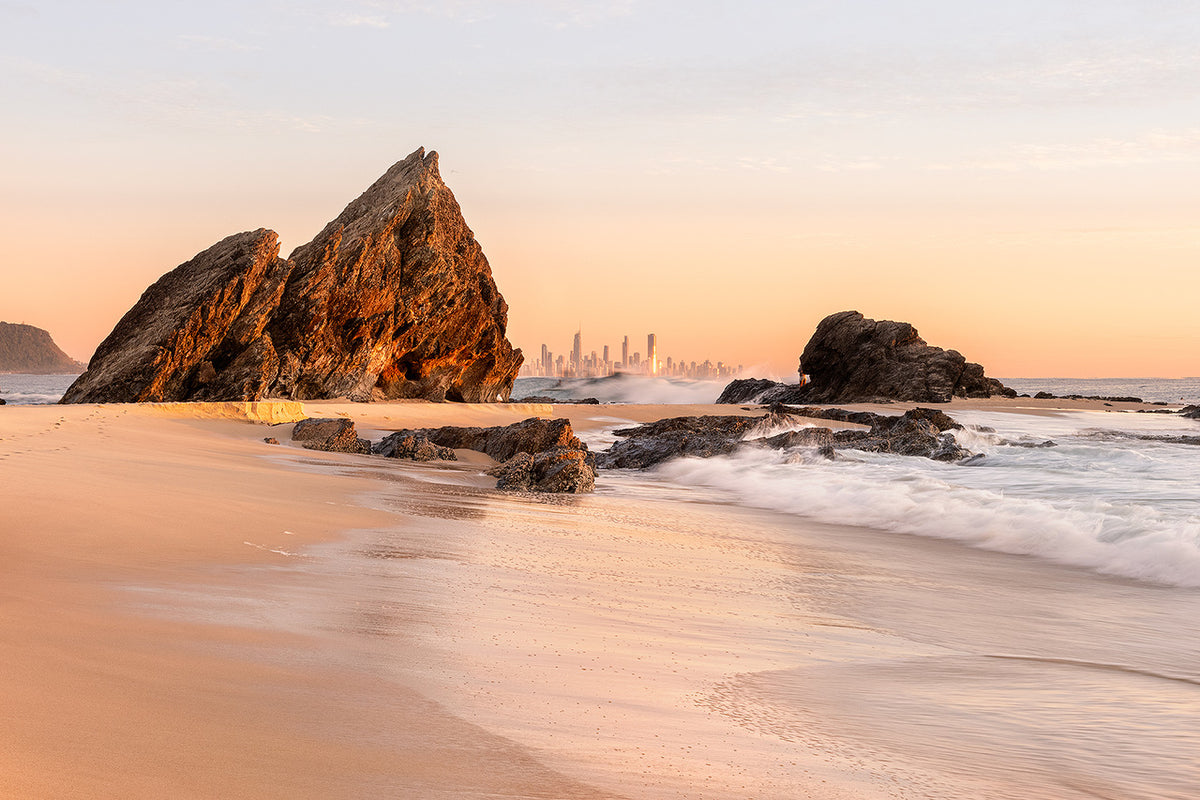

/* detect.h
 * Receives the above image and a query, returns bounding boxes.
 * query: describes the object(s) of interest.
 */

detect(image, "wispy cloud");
[328,12,390,28]
[9,56,358,135]
[0,1,37,18]
[301,0,636,29]
[937,130,1200,171]
[176,34,261,53]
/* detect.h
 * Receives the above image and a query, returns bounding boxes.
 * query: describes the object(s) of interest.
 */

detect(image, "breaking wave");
[653,410,1200,587]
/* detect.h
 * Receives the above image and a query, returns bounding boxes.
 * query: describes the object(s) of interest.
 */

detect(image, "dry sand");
[0,396,1169,798]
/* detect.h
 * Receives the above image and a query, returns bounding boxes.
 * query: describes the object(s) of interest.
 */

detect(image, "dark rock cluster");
[374,433,458,462]
[487,448,596,493]
[62,148,521,405]
[598,406,973,469]
[292,416,595,493]
[717,311,1014,405]
[291,418,371,455]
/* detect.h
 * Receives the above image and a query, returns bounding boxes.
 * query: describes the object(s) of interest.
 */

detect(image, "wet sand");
[0,396,1189,798]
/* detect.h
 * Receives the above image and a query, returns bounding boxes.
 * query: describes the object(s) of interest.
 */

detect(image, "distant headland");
[0,322,84,374]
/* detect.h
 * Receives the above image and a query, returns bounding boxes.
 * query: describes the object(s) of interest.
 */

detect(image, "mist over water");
[512,374,730,404]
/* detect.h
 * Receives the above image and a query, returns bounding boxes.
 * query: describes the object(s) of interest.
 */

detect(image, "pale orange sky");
[4,2,1200,378]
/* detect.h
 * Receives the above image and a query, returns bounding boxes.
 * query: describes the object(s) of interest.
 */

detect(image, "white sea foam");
[654,409,1200,587]
[512,374,728,404]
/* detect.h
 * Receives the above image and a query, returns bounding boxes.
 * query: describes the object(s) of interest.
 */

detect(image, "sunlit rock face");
[63,148,522,404]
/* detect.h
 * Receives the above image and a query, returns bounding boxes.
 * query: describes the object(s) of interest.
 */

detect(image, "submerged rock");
[291,417,371,454]
[63,148,522,404]
[596,415,763,469]
[598,406,973,469]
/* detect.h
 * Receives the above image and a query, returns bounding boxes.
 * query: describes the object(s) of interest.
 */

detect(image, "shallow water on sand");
[285,459,1200,798]
[126,423,1200,798]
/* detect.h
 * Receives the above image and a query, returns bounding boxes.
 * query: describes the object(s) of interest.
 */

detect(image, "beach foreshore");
[0,397,1185,798]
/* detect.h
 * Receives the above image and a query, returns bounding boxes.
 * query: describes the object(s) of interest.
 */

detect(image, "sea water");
[655,407,1200,588]
[0,373,79,404]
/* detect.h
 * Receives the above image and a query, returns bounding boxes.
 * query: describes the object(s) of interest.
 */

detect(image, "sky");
[3,1,1200,378]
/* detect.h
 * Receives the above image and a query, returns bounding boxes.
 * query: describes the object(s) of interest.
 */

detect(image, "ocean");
[0,373,79,405]
[514,374,1200,405]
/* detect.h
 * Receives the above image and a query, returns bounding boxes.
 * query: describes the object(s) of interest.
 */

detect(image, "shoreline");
[2,397,1195,797]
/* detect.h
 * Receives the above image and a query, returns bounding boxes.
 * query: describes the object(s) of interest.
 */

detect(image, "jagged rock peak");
[0,321,84,374]
[62,148,523,404]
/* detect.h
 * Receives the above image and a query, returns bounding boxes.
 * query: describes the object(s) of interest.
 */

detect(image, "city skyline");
[520,328,744,381]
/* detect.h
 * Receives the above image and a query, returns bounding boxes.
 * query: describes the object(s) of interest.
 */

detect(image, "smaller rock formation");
[291,418,372,454]
[0,322,84,374]
[1180,405,1200,419]
[513,396,601,405]
[373,417,595,492]
[596,415,765,470]
[487,448,596,493]
[828,408,969,461]
[717,311,1014,405]
[598,406,973,468]
[374,432,458,462]
[406,417,586,462]
[715,379,781,405]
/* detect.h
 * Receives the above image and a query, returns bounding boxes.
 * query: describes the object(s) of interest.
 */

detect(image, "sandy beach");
[3,397,1198,798]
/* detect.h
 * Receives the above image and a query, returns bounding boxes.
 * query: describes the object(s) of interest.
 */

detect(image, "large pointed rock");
[61,230,288,403]
[62,148,522,404]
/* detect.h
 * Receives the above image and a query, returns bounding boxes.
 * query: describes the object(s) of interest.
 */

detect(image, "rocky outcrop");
[374,433,457,462]
[828,408,969,461]
[596,415,766,469]
[715,379,781,405]
[513,396,601,405]
[62,148,522,404]
[799,311,1013,403]
[1180,405,1200,419]
[373,417,596,493]
[0,322,84,374]
[598,406,973,468]
[291,418,372,454]
[487,448,596,493]
[400,417,586,462]
[717,311,1014,405]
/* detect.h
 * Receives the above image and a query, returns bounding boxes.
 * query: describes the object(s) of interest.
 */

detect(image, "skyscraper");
[621,335,629,368]
[572,330,582,375]
[647,333,658,375]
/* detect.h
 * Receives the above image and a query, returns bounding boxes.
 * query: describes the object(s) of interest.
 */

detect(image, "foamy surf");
[653,408,1200,587]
